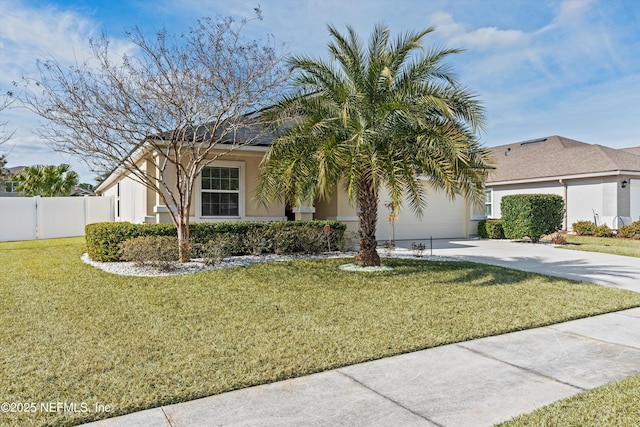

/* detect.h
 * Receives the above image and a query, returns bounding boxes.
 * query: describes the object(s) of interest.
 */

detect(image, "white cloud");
[1,1,91,78]
[0,0,133,181]
[556,0,595,23]
[428,12,528,51]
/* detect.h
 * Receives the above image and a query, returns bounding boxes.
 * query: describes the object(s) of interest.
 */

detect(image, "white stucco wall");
[102,174,147,224]
[565,178,605,227]
[631,179,640,223]
[489,176,632,230]
[377,182,468,241]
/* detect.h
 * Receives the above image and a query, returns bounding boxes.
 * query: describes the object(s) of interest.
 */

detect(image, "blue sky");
[1,0,640,182]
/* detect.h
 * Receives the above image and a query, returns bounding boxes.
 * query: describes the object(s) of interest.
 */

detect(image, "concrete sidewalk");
[84,240,640,427]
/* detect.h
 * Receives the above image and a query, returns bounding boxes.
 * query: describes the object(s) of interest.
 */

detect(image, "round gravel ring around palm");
[339,263,393,272]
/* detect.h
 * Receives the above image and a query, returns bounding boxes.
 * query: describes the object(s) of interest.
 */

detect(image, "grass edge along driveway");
[563,235,640,258]
[2,237,640,427]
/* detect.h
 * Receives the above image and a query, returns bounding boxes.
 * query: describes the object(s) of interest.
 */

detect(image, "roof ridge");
[591,144,623,169]
[599,144,640,170]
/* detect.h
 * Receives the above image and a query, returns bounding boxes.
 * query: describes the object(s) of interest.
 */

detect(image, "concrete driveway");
[394,238,640,292]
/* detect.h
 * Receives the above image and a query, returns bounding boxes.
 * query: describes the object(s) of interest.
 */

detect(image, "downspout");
[559,178,568,230]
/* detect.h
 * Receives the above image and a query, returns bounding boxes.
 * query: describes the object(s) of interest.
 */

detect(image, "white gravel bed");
[81,248,459,277]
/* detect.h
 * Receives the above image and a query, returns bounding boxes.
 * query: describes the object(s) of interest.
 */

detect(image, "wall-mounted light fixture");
[622,180,628,188]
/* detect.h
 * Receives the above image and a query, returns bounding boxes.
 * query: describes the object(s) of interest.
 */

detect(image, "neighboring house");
[0,166,25,197]
[70,186,95,196]
[484,135,640,230]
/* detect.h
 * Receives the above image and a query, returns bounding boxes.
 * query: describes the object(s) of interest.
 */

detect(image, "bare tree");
[23,13,288,261]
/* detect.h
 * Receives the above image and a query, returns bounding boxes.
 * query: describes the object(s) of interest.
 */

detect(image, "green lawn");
[500,373,640,426]
[564,235,640,258]
[3,237,640,426]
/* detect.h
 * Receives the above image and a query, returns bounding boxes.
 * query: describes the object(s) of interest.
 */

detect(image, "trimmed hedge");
[85,222,176,262]
[120,235,180,264]
[501,194,564,242]
[86,220,347,262]
[477,219,505,239]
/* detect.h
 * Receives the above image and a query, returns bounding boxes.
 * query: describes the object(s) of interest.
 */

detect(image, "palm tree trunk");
[354,175,381,267]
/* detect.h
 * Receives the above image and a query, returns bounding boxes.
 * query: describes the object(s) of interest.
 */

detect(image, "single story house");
[484,135,640,230]
[95,134,640,240]
[95,141,479,241]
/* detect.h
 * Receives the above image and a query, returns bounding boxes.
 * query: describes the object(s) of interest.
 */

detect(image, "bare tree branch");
[0,91,15,147]
[21,13,289,261]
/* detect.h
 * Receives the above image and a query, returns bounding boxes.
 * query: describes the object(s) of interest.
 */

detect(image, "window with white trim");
[484,189,493,218]
[201,166,240,216]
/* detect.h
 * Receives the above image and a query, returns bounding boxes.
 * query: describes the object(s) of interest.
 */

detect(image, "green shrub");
[86,220,347,261]
[501,194,565,242]
[195,233,245,265]
[477,219,505,239]
[119,235,179,270]
[243,230,270,256]
[572,220,597,236]
[298,228,328,254]
[189,222,268,243]
[265,221,344,254]
[618,221,640,239]
[593,224,613,238]
[85,222,176,262]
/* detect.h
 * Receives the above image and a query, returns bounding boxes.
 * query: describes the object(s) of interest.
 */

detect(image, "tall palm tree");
[15,164,79,197]
[258,24,493,266]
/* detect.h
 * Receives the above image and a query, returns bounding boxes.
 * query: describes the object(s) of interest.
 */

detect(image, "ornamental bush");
[86,220,346,262]
[618,221,640,239]
[572,220,597,236]
[501,194,564,242]
[85,222,176,262]
[194,233,246,265]
[593,224,613,238]
[120,235,179,270]
[477,219,505,239]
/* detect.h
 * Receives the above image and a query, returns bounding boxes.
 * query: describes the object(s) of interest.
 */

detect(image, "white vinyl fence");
[0,196,115,241]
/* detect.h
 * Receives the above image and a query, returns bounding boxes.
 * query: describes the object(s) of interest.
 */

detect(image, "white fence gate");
[0,196,114,241]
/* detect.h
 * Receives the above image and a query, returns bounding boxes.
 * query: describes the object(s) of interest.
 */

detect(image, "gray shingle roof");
[487,135,640,183]
[621,146,640,156]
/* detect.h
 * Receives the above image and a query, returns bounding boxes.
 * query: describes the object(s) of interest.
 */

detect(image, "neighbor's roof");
[621,146,640,156]
[487,135,640,183]
[7,166,25,176]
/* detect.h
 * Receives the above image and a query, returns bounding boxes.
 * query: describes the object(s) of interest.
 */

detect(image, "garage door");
[376,182,467,241]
